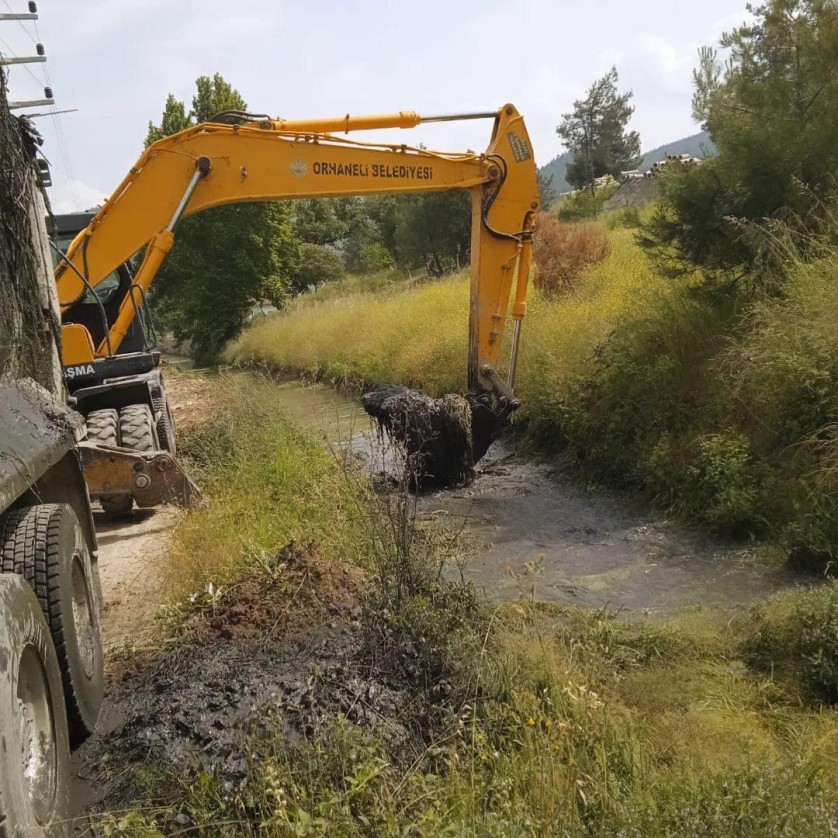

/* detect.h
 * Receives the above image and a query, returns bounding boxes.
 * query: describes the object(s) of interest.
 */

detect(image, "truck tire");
[0,505,104,748]
[0,573,71,837]
[85,409,118,447]
[152,394,177,455]
[118,404,157,452]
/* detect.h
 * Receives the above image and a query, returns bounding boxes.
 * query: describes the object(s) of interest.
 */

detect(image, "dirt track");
[92,370,215,657]
[94,506,178,655]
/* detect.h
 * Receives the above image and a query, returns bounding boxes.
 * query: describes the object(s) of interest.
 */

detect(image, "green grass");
[163,373,371,600]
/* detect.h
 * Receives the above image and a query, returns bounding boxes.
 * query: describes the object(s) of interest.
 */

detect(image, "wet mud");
[421,444,797,614]
[268,381,798,614]
[79,545,420,814]
[363,385,474,488]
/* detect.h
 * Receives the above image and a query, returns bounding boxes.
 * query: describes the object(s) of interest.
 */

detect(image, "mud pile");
[362,385,474,489]
[80,544,426,812]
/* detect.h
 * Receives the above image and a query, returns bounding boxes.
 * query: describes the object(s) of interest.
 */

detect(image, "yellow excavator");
[54,104,539,512]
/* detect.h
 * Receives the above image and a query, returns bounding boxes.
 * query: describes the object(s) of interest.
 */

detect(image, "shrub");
[357,242,393,274]
[743,583,838,703]
[532,213,610,295]
[555,182,618,221]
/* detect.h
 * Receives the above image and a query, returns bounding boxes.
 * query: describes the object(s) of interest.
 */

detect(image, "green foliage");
[642,0,838,279]
[153,202,297,366]
[557,67,641,192]
[292,243,344,293]
[145,74,298,364]
[166,373,369,597]
[356,242,393,274]
[744,583,838,702]
[555,182,618,221]
[370,191,471,273]
[693,432,760,533]
[291,197,362,246]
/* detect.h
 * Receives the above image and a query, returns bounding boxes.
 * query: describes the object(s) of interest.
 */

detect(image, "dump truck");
[54,105,539,508]
[0,75,104,833]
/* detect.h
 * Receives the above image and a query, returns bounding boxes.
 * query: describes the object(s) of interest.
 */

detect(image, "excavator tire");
[0,573,71,837]
[0,504,104,747]
[152,394,177,455]
[85,408,118,447]
[87,408,134,515]
[118,404,157,452]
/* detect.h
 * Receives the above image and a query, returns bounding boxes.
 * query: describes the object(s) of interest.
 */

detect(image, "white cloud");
[48,179,107,214]
[636,33,697,93]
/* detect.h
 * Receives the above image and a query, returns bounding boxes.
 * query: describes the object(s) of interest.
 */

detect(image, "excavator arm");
[56,104,539,402]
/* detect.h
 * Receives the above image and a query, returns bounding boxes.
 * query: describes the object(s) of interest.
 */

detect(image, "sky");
[0,0,751,213]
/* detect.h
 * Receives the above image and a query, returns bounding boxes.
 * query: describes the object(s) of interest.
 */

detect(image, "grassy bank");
[162,372,371,600]
[230,227,667,408]
[230,222,838,566]
[101,373,837,835]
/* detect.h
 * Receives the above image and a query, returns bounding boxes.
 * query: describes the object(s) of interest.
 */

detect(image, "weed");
[532,213,610,295]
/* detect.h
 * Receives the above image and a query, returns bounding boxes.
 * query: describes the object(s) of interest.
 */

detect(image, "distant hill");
[539,131,716,197]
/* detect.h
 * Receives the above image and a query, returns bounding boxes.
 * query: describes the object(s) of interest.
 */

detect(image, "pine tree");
[557,68,641,193]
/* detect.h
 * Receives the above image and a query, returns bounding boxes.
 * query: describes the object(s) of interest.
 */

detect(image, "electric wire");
[0,4,80,208]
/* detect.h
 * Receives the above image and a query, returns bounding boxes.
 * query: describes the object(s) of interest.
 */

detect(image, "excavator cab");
[50,213,193,515]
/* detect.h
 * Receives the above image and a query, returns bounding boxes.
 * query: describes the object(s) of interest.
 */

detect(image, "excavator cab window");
[49,237,122,305]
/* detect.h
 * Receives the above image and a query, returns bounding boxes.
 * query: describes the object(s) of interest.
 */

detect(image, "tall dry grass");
[229,226,663,405]
[532,212,611,295]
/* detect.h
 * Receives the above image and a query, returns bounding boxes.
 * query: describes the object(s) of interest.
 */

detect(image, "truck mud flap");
[78,441,199,508]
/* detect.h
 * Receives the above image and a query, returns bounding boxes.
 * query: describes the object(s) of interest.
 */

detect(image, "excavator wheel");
[88,408,133,515]
[118,404,158,452]
[152,394,177,455]
[0,504,104,747]
[85,408,118,447]
[0,573,71,836]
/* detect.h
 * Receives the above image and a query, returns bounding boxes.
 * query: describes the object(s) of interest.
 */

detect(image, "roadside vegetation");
[100,373,837,836]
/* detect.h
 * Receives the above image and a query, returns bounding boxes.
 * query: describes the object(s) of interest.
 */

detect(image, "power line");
[0,6,80,208]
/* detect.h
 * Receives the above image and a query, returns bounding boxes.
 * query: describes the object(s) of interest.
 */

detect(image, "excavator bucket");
[362,385,516,490]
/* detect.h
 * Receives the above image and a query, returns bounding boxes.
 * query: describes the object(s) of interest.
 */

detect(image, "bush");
[555,182,617,221]
[532,213,610,295]
[357,242,393,274]
[744,583,838,703]
[292,243,345,292]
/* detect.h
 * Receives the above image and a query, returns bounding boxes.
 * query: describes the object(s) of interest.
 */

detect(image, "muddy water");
[271,381,797,614]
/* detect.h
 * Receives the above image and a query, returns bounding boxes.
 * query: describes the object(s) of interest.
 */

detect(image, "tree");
[643,0,838,282]
[291,197,362,246]
[557,67,641,193]
[292,243,344,292]
[145,74,298,364]
[537,170,556,210]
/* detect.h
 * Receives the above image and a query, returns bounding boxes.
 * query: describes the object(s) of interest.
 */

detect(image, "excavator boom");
[57,105,538,397]
[55,104,538,506]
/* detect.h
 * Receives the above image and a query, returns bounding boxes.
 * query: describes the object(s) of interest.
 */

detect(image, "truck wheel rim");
[71,549,97,680]
[17,644,58,824]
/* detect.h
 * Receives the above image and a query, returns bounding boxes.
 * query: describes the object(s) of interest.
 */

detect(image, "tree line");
[148,0,838,362]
